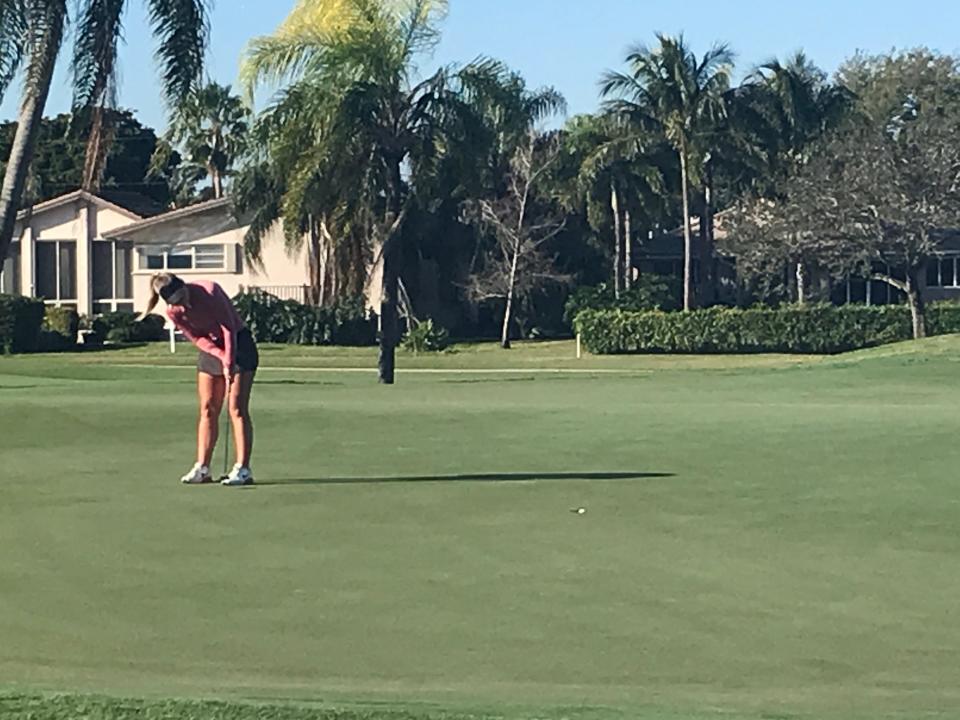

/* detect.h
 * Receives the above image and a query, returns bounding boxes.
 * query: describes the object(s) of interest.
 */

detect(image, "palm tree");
[151,82,250,202]
[601,34,733,310]
[241,0,468,383]
[240,0,557,379]
[743,52,853,302]
[566,113,672,298]
[748,52,853,183]
[0,0,209,268]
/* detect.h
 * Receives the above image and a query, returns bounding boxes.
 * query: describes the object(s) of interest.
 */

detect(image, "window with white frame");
[138,244,230,272]
[1,243,20,295]
[35,240,77,304]
[926,255,960,288]
[92,240,134,314]
[843,262,906,305]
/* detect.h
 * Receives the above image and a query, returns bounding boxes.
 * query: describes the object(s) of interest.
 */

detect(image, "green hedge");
[575,304,960,355]
[0,295,45,354]
[39,306,80,351]
[92,311,166,344]
[233,290,376,346]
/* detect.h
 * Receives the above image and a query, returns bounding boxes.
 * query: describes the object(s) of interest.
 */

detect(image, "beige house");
[0,190,313,317]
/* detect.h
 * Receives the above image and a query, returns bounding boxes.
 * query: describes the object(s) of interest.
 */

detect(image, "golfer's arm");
[180,324,228,364]
[214,286,239,371]
[220,324,236,372]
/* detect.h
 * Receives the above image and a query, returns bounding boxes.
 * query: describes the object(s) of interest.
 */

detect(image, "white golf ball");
[577,507,586,515]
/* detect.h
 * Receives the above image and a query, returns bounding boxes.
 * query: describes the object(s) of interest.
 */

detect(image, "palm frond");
[396,0,447,60]
[146,0,210,104]
[696,41,735,80]
[0,0,27,103]
[234,161,284,265]
[23,0,68,99]
[240,33,328,102]
[71,0,125,110]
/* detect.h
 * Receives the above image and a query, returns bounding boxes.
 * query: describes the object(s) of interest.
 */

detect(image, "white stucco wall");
[130,220,311,317]
[11,195,140,314]
[6,192,329,321]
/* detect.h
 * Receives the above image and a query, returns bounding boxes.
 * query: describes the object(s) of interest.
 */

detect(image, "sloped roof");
[104,196,239,245]
[15,189,161,221]
[98,190,167,218]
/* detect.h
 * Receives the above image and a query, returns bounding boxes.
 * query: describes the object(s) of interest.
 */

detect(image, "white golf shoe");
[180,463,212,484]
[222,464,255,487]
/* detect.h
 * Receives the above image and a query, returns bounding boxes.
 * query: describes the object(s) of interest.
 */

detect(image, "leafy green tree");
[0,110,178,206]
[0,0,209,269]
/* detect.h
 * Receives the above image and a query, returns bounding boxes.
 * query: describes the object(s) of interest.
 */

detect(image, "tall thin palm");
[568,112,671,297]
[152,82,249,201]
[601,34,733,310]
[0,0,209,268]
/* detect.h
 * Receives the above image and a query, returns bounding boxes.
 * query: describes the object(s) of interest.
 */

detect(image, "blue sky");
[3,0,960,129]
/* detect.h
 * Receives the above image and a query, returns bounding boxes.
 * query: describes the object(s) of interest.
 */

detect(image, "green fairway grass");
[2,339,960,719]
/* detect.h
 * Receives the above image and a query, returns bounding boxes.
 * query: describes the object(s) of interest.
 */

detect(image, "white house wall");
[5,192,367,323]
[12,198,139,314]
[132,222,312,316]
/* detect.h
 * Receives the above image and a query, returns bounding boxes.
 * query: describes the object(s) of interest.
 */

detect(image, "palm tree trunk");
[679,147,694,311]
[319,217,337,305]
[611,181,622,300]
[699,162,715,306]
[0,11,66,267]
[211,167,223,199]
[305,215,321,306]
[379,245,399,382]
[82,107,116,192]
[378,160,404,384]
[624,208,632,292]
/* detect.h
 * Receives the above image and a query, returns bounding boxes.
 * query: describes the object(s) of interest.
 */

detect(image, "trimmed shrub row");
[39,306,81,351]
[233,290,376,346]
[0,298,172,354]
[575,304,960,355]
[92,311,166,344]
[0,295,45,354]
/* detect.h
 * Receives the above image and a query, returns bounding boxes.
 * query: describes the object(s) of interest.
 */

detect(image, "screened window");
[35,240,77,302]
[92,240,134,312]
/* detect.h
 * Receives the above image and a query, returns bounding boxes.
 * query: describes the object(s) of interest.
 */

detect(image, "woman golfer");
[142,273,258,486]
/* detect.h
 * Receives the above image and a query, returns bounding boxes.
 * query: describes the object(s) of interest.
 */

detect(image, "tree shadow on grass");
[256,471,673,486]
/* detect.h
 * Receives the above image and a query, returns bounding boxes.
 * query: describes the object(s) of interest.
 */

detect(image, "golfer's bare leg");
[198,372,226,467]
[228,371,255,467]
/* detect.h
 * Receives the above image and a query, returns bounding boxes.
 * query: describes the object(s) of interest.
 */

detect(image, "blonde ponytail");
[138,273,169,321]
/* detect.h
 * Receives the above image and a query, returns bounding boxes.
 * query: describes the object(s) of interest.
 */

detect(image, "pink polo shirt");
[166,281,246,373]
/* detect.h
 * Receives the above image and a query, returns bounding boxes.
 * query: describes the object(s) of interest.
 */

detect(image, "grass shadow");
[256,379,346,387]
[257,471,673,486]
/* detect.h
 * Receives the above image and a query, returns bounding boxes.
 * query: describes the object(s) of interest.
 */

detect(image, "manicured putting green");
[2,340,959,719]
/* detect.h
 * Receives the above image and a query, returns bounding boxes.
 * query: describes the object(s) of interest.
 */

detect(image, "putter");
[220,376,231,481]
[221,411,230,480]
